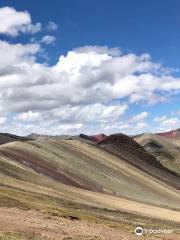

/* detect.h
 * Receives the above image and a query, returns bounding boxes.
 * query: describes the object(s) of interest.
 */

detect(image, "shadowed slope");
[0,133,29,145]
[135,133,180,175]
[98,133,180,189]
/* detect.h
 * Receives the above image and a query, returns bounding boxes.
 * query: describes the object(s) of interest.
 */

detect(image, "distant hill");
[135,132,180,175]
[27,133,73,141]
[98,133,180,187]
[0,133,29,145]
[156,128,180,139]
[79,133,107,142]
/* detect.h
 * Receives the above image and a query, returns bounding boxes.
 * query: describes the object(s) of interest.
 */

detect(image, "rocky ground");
[0,207,176,240]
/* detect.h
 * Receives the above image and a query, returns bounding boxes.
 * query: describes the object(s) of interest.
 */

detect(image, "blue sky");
[2,0,180,67]
[0,0,180,135]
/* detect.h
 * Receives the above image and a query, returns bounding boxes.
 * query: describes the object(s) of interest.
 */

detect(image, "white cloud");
[1,43,179,115]
[46,21,58,31]
[15,111,40,122]
[0,40,40,71]
[0,4,180,137]
[20,22,41,34]
[154,115,167,122]
[130,112,149,122]
[50,104,127,123]
[161,117,179,126]
[0,44,179,113]
[41,35,56,45]
[13,104,127,126]
[75,46,121,56]
[153,114,180,132]
[0,117,7,125]
[0,42,180,135]
[0,6,41,36]
[136,122,148,129]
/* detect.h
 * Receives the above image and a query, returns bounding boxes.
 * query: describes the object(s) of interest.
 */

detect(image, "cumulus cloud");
[13,104,127,133]
[2,43,180,115]
[153,114,180,132]
[130,112,149,122]
[75,46,121,56]
[0,40,40,71]
[0,6,41,36]
[49,104,127,124]
[0,6,180,135]
[0,42,180,134]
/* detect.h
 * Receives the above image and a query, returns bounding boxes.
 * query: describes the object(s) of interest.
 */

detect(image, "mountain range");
[0,129,179,239]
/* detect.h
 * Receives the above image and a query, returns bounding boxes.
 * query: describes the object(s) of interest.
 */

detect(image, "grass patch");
[0,232,29,240]
[0,196,29,209]
[0,232,45,240]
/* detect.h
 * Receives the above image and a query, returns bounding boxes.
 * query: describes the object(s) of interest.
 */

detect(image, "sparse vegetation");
[0,135,179,239]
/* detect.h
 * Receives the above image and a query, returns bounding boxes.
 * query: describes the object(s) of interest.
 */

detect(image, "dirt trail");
[0,207,163,240]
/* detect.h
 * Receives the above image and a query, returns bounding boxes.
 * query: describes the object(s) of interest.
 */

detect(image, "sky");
[0,0,180,136]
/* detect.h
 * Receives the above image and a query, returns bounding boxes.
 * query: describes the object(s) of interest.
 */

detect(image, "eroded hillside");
[0,134,180,239]
[135,133,180,175]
